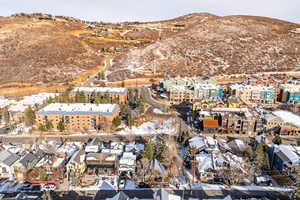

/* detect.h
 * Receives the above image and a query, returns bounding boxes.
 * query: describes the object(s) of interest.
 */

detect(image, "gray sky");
[1,0,299,23]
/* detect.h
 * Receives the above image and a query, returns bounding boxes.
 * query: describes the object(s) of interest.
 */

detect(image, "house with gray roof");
[11,150,45,181]
[0,150,20,180]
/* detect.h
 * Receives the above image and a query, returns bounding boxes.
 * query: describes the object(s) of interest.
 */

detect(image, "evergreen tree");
[153,138,167,161]
[60,89,70,103]
[57,120,65,132]
[75,91,80,103]
[98,71,105,80]
[95,93,100,104]
[90,90,97,103]
[78,91,87,103]
[293,170,300,199]
[112,116,121,128]
[103,93,111,103]
[273,134,282,145]
[139,93,145,113]
[24,106,36,126]
[38,124,46,132]
[256,143,268,170]
[128,90,135,105]
[3,110,10,125]
[45,120,53,130]
[143,143,154,160]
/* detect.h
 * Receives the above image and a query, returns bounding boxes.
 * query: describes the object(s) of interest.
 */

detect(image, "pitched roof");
[0,151,19,166]
[100,180,115,190]
[108,191,129,200]
[18,150,45,169]
[147,159,167,176]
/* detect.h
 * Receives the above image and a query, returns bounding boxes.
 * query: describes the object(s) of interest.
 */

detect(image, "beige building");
[36,103,120,131]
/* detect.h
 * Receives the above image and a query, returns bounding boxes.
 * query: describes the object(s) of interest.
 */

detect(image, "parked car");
[119,179,126,189]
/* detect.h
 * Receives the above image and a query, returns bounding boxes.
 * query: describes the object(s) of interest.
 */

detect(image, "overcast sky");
[1,0,299,23]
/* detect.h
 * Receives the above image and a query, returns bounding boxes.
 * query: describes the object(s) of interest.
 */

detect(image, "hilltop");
[0,13,300,93]
[108,14,300,81]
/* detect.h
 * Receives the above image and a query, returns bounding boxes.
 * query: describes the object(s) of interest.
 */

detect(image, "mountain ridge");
[0,13,300,94]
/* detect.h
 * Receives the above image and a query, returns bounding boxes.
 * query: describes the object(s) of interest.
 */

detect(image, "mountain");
[107,14,300,81]
[0,13,300,94]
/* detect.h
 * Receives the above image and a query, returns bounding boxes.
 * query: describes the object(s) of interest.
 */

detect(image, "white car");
[41,184,56,191]
[119,180,126,189]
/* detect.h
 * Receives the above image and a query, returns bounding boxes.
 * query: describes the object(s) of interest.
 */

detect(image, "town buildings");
[168,84,223,104]
[36,103,120,131]
[230,85,275,104]
[279,84,300,104]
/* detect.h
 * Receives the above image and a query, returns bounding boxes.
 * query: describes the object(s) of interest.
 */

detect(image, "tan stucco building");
[36,103,120,131]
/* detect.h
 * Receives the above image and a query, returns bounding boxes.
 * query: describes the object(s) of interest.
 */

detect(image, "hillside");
[1,13,300,93]
[107,14,300,81]
[0,13,194,95]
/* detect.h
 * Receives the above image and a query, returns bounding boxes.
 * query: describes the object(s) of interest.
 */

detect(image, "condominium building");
[70,87,128,104]
[161,77,213,92]
[279,84,300,104]
[36,103,120,131]
[230,85,275,104]
[169,84,223,104]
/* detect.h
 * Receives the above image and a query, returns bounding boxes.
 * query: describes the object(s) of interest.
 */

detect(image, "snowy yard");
[116,118,177,135]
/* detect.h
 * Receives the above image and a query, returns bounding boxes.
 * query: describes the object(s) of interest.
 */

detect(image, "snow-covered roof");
[206,136,216,146]
[194,84,219,90]
[0,98,16,109]
[8,104,28,112]
[119,152,136,166]
[37,103,119,115]
[264,114,278,121]
[273,110,300,128]
[280,84,300,91]
[189,136,207,150]
[212,107,249,113]
[20,93,58,106]
[230,84,275,91]
[196,153,213,173]
[52,157,65,168]
[277,145,300,166]
[71,87,127,94]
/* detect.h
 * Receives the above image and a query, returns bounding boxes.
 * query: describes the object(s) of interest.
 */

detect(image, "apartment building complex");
[169,84,223,104]
[36,103,120,131]
[279,84,300,104]
[161,77,213,92]
[70,87,128,104]
[230,85,275,104]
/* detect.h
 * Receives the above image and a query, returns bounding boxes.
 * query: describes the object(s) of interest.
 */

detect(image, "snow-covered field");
[153,108,164,114]
[117,118,176,135]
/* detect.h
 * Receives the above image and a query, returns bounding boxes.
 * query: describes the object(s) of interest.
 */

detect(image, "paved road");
[0,133,177,144]
[140,87,169,112]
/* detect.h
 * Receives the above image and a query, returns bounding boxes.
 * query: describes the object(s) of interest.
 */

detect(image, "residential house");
[66,149,86,186]
[85,153,117,177]
[268,145,300,175]
[118,152,136,174]
[153,188,181,200]
[0,151,20,180]
[85,138,104,153]
[12,150,45,181]
[263,114,284,131]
